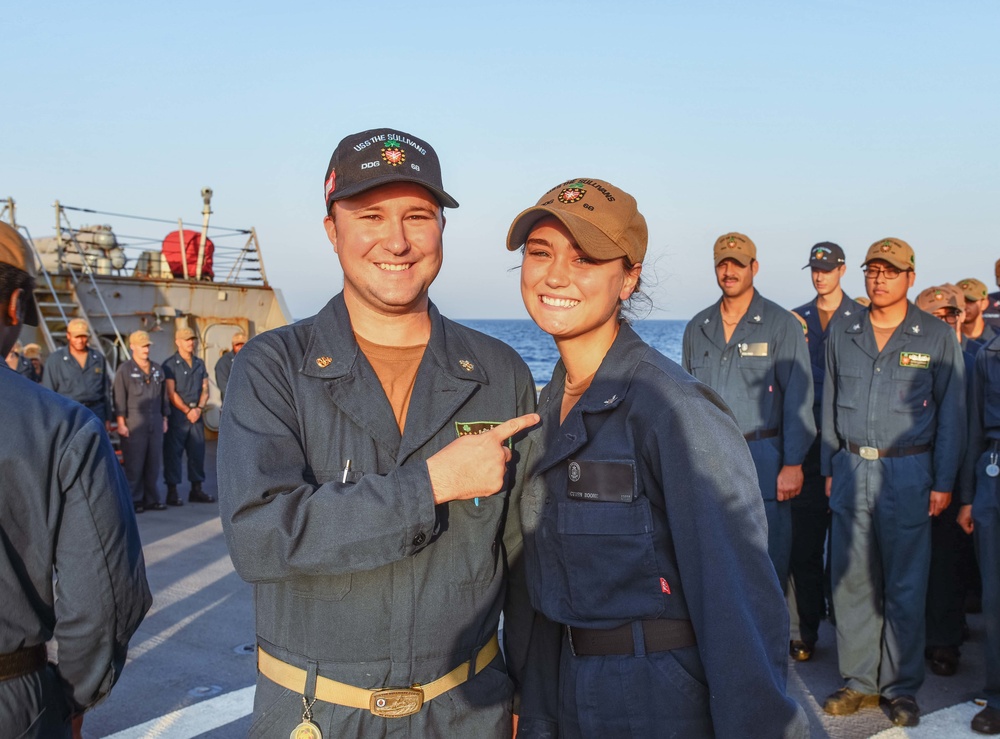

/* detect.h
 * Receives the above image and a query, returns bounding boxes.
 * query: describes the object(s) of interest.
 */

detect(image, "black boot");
[189,481,216,503]
[166,484,184,506]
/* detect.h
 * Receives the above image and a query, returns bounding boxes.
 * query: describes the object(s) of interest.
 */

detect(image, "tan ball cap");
[66,318,90,337]
[714,232,757,267]
[175,327,196,340]
[506,178,647,263]
[957,278,988,302]
[863,238,915,272]
[915,286,960,313]
[129,330,153,347]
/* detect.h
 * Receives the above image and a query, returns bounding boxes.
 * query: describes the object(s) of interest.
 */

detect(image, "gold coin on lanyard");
[290,720,322,739]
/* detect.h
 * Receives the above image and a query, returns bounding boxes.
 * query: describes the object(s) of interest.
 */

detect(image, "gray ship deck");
[82,440,990,738]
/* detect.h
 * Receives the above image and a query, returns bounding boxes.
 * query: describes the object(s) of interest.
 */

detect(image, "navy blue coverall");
[215,350,234,401]
[962,333,1000,711]
[42,346,111,422]
[163,352,207,487]
[788,293,860,645]
[517,324,808,739]
[0,367,150,737]
[822,302,966,697]
[683,289,816,589]
[217,296,536,738]
[113,359,169,507]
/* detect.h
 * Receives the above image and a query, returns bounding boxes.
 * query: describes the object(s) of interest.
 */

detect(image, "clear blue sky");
[5,1,999,320]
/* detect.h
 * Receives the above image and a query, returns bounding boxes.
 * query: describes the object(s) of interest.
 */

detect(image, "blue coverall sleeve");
[820,329,840,477]
[217,338,442,583]
[775,313,816,466]
[644,381,808,738]
[112,364,127,419]
[53,416,151,709]
[961,350,987,504]
[931,335,966,492]
[681,320,695,373]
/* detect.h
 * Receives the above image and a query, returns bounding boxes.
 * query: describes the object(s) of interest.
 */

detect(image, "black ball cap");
[803,241,846,271]
[323,128,459,212]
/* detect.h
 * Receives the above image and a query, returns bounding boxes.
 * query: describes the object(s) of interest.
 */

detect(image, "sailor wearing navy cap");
[787,242,860,662]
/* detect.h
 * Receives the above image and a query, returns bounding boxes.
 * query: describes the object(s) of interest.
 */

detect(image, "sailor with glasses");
[820,238,965,728]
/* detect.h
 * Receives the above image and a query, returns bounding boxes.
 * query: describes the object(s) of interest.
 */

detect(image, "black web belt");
[845,441,932,460]
[744,428,779,442]
[566,619,696,657]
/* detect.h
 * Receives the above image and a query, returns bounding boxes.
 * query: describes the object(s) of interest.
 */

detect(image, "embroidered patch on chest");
[899,352,931,369]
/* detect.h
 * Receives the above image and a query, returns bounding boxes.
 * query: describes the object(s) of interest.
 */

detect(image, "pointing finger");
[489,413,541,443]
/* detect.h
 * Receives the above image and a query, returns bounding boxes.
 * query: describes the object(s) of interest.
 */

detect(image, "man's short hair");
[0,263,36,323]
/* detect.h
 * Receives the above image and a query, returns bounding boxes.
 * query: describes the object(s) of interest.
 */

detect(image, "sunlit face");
[520,217,640,342]
[715,258,757,298]
[864,259,914,309]
[68,332,89,352]
[811,265,846,297]
[324,182,444,318]
[131,342,151,363]
[175,336,196,356]
[964,297,985,324]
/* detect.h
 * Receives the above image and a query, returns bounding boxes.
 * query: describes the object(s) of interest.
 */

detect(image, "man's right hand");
[427,413,540,504]
[117,418,129,438]
[825,476,832,498]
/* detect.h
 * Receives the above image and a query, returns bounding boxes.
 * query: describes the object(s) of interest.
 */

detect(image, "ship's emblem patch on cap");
[316,356,332,368]
[813,246,830,259]
[727,239,737,248]
[458,359,474,372]
[381,142,406,166]
[880,241,892,252]
[558,185,586,204]
[934,290,944,301]
[325,169,336,198]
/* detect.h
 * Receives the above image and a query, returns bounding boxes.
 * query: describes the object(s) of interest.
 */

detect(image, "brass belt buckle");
[369,687,424,718]
[859,446,879,461]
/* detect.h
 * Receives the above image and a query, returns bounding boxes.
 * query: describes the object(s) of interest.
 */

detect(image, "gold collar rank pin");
[458,359,474,372]
[316,356,332,368]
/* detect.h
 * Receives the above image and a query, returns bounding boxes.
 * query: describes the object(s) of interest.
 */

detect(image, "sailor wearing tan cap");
[114,330,170,513]
[42,317,112,430]
[956,277,997,353]
[214,330,246,402]
[510,181,807,738]
[163,326,212,504]
[682,233,816,594]
[821,239,966,727]
[0,221,150,737]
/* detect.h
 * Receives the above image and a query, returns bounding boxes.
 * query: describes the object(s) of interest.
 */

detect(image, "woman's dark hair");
[619,256,653,324]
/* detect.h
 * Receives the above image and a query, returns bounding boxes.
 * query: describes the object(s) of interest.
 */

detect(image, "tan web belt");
[257,634,499,718]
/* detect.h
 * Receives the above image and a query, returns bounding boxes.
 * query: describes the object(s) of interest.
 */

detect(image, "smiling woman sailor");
[508,178,808,739]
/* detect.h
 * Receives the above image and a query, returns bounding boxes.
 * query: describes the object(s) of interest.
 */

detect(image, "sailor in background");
[683,232,816,592]
[957,277,997,353]
[788,241,860,663]
[42,317,112,431]
[23,341,43,381]
[821,239,965,728]
[163,326,214,504]
[0,221,151,738]
[214,330,246,402]
[960,325,1000,735]
[114,330,169,513]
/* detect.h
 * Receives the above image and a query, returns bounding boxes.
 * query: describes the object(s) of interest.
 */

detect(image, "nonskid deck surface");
[83,441,990,739]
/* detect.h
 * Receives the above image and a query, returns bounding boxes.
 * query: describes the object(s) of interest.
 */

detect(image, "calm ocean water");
[458,319,687,388]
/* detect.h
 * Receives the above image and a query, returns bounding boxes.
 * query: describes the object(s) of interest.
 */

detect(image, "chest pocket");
[686,354,711,383]
[891,365,933,414]
[555,497,662,621]
[835,366,864,410]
